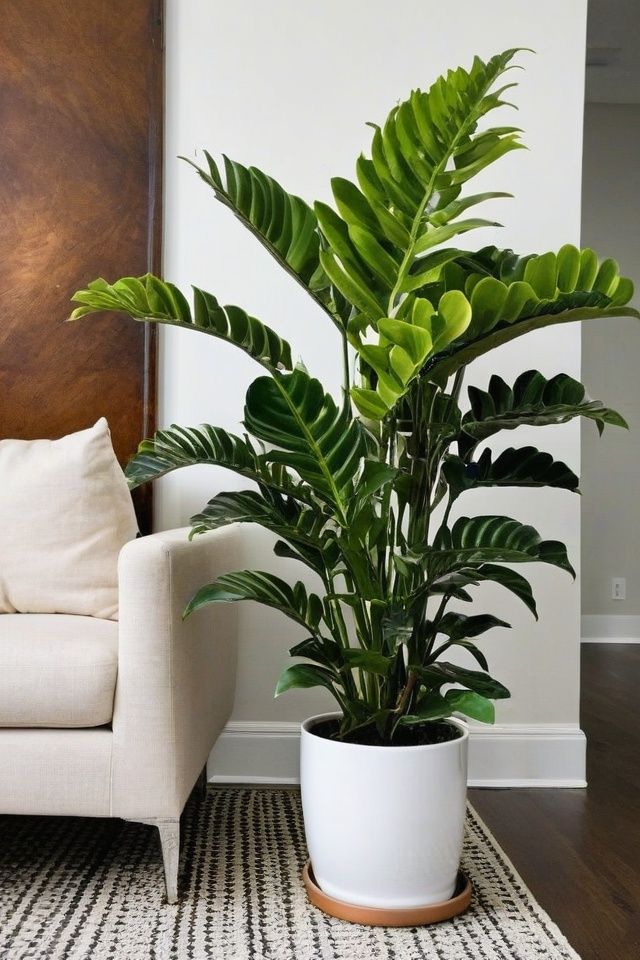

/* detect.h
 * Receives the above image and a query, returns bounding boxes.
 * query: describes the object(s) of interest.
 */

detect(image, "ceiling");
[586,0,640,102]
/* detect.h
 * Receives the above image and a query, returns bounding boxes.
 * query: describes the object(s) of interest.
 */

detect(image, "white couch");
[0,526,238,903]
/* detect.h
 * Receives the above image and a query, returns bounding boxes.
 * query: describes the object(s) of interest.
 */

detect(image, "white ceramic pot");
[300,712,468,909]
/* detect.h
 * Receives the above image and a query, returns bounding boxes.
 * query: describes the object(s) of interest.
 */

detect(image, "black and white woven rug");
[0,788,579,960]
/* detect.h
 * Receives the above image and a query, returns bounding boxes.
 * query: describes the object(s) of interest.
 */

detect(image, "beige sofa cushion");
[0,614,118,727]
[0,419,138,620]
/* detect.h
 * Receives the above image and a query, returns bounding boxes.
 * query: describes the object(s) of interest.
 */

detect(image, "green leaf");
[431,564,538,619]
[244,368,365,517]
[414,218,501,255]
[342,649,392,676]
[350,388,390,420]
[275,663,338,697]
[443,446,579,500]
[191,288,292,371]
[189,491,336,579]
[289,636,343,669]
[190,490,286,535]
[125,424,255,488]
[379,317,432,363]
[350,290,472,420]
[426,614,508,669]
[185,570,324,633]
[400,691,452,724]
[348,225,401,286]
[422,662,510,699]
[429,191,513,227]
[319,248,386,318]
[438,640,489,671]
[354,460,398,501]
[331,176,381,234]
[352,303,439,419]
[416,244,637,383]
[314,201,379,290]
[444,134,524,186]
[70,274,293,373]
[400,248,467,292]
[182,152,326,292]
[318,50,526,320]
[461,371,628,445]
[437,612,510,641]
[430,515,575,578]
[426,292,639,385]
[446,689,495,723]
[187,154,354,328]
[431,290,473,350]
[272,540,336,579]
[474,564,538,619]
[123,423,311,501]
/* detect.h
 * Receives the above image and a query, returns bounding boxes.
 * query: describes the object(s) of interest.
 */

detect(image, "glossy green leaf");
[461,371,628,443]
[424,246,638,383]
[349,388,390,420]
[192,491,338,579]
[70,274,292,373]
[436,612,510,641]
[431,563,538,619]
[430,516,575,578]
[400,691,452,724]
[319,248,386,318]
[351,293,471,419]
[317,50,525,320]
[289,636,344,669]
[353,460,398,502]
[244,368,366,516]
[183,153,321,286]
[445,689,495,723]
[421,661,510,699]
[443,446,579,499]
[189,490,289,535]
[275,663,338,697]
[414,218,500,255]
[185,570,324,633]
[432,640,489,671]
[123,423,311,504]
[342,649,392,676]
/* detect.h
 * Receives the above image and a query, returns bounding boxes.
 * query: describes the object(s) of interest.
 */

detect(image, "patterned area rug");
[0,787,579,960]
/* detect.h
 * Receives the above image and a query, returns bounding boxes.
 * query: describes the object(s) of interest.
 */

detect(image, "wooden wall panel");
[0,0,162,530]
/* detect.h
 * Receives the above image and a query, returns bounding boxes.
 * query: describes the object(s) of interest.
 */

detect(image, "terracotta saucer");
[302,862,472,927]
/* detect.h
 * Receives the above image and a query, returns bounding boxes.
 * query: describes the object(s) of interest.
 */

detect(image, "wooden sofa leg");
[130,817,181,903]
[156,819,180,904]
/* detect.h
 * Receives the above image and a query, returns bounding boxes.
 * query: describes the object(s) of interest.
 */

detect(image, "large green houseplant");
[71,49,636,914]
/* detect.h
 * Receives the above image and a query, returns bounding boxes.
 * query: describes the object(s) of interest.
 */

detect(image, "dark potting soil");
[309,718,462,747]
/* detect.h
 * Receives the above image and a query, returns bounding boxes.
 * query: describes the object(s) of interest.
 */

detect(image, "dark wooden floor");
[470,644,640,960]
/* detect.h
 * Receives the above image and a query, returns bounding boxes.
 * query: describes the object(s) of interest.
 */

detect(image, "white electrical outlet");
[612,577,626,601]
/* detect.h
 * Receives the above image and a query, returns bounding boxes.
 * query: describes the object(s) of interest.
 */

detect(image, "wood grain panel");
[470,644,640,960]
[0,0,162,530]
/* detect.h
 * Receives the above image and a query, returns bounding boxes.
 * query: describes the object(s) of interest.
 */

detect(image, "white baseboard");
[466,723,586,787]
[209,722,301,786]
[209,720,586,788]
[581,614,640,643]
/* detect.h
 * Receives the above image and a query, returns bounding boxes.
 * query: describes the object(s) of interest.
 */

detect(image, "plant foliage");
[70,51,637,742]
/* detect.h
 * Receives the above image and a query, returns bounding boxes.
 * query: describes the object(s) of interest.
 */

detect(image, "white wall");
[581,103,640,639]
[161,0,588,782]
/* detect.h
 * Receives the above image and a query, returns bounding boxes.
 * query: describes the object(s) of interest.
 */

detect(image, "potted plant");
[70,49,637,921]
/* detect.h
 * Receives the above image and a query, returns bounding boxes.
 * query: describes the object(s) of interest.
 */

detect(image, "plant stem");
[394,668,419,716]
[423,593,450,661]
[341,333,351,414]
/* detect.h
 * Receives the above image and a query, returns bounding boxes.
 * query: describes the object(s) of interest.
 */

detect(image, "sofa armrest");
[110,526,240,820]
